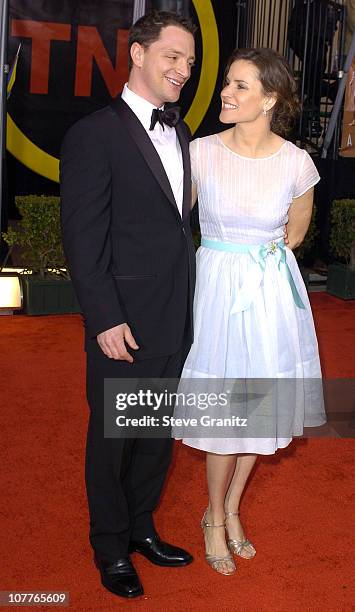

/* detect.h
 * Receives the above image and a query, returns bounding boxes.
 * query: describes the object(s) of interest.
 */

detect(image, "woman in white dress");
[173,48,325,575]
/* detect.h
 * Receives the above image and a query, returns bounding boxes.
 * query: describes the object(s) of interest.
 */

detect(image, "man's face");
[130,25,195,107]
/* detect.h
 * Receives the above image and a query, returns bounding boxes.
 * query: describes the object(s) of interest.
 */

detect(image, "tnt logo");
[11,20,128,97]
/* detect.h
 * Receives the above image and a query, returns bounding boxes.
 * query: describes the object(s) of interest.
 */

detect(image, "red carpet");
[0,293,354,611]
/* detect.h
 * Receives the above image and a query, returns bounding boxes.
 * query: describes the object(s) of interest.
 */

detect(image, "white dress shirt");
[121,83,184,216]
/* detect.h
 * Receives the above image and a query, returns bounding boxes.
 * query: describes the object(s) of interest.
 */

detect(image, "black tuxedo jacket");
[60,96,196,360]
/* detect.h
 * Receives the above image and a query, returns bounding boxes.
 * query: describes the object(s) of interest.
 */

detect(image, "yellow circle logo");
[7,1,219,183]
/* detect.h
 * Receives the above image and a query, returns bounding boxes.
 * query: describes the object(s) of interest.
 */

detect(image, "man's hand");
[97,323,139,362]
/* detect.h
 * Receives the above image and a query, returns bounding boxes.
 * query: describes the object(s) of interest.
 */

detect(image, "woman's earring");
[263,108,268,116]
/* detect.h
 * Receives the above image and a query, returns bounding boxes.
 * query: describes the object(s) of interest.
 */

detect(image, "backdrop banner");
[339,56,355,157]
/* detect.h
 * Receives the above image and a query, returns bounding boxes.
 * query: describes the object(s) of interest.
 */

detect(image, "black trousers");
[85,342,189,563]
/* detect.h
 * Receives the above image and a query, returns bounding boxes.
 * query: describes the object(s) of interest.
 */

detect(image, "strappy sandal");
[201,510,236,575]
[225,511,256,559]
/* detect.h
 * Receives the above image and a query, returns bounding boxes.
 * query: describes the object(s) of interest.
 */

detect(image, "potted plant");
[2,195,80,315]
[327,199,355,299]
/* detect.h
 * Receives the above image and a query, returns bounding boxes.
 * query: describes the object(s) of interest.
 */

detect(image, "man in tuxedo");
[60,11,196,599]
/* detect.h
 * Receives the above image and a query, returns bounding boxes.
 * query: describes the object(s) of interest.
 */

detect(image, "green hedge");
[2,195,68,277]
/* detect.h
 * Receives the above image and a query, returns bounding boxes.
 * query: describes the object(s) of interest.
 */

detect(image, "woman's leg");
[224,454,257,558]
[203,452,237,573]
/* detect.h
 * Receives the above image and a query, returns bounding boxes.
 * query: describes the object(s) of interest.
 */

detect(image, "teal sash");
[201,238,305,312]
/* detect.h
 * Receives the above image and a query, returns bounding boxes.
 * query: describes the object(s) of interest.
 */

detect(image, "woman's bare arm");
[286,187,314,250]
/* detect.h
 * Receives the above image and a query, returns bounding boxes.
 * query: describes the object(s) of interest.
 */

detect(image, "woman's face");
[219,59,274,125]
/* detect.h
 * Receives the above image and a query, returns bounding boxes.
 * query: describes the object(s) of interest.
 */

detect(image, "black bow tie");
[149,106,180,131]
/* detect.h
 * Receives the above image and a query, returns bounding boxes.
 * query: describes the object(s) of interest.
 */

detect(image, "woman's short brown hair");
[224,48,301,136]
[128,11,196,72]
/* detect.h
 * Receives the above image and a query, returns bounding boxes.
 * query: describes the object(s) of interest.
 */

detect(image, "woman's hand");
[283,225,289,245]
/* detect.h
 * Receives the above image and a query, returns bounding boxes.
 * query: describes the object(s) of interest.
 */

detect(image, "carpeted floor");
[0,293,354,611]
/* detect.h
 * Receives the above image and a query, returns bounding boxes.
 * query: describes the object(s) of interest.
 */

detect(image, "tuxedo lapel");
[175,122,192,221]
[110,97,180,218]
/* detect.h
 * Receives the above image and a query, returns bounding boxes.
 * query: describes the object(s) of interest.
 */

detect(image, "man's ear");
[130,42,144,68]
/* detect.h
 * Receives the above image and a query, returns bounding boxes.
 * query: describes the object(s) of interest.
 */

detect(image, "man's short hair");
[128,10,196,72]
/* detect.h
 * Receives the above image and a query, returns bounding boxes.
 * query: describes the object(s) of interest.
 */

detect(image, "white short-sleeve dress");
[174,134,326,455]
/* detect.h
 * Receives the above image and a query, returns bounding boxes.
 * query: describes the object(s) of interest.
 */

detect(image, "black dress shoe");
[129,534,193,567]
[94,555,143,598]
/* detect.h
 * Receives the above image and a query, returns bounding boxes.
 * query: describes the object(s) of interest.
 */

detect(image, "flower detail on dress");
[268,241,278,255]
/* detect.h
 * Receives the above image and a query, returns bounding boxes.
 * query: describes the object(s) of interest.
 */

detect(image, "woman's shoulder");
[190,133,221,153]
[190,133,218,145]
[282,139,309,160]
